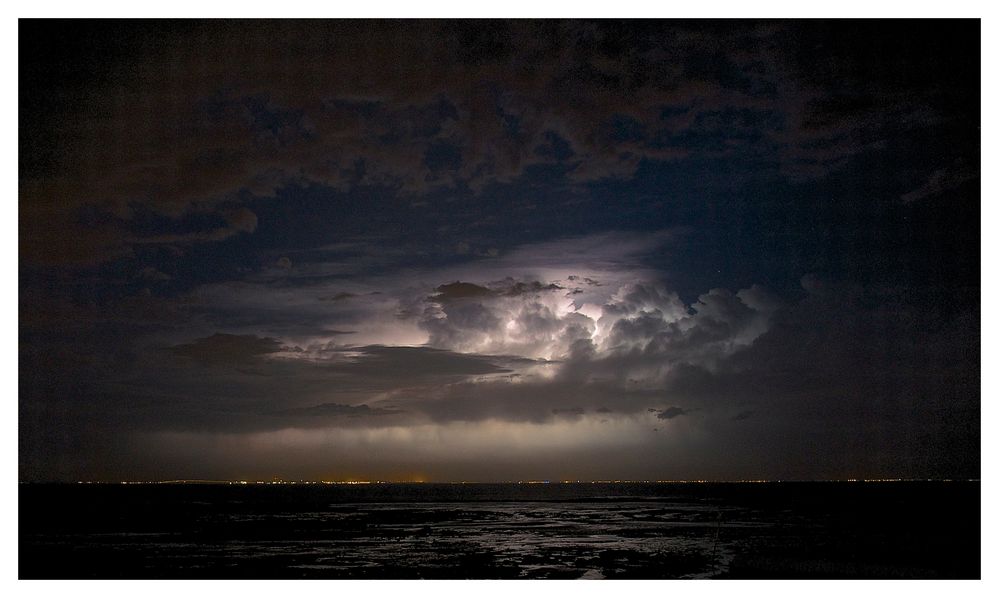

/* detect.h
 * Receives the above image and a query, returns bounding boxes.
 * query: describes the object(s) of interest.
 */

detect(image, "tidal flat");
[19,481,980,579]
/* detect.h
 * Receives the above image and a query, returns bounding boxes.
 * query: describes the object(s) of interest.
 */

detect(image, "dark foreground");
[19,481,979,579]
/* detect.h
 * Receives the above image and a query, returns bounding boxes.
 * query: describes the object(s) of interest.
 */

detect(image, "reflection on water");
[19,482,980,579]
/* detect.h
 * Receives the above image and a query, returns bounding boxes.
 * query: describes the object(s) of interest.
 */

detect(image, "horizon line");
[19,477,980,485]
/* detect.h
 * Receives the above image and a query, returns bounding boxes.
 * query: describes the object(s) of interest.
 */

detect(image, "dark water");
[19,481,980,579]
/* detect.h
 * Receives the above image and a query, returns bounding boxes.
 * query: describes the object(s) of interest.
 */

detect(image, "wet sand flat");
[19,481,980,579]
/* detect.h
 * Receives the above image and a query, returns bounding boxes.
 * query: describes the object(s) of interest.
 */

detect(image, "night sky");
[19,20,980,482]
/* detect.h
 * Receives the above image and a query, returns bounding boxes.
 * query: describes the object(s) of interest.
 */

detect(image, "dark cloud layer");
[170,333,283,364]
[21,21,978,270]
